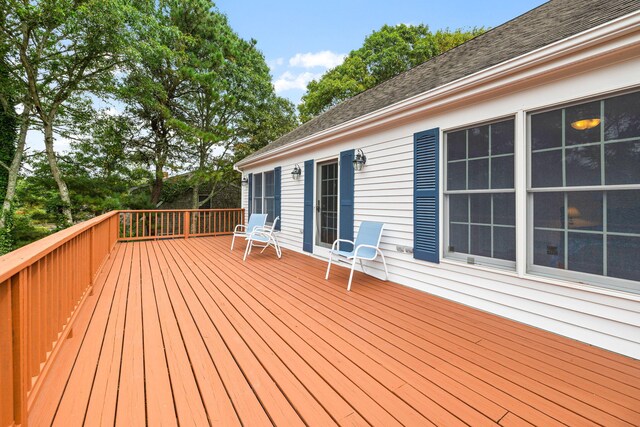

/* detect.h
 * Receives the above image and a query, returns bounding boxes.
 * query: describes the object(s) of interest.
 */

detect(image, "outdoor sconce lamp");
[241,175,249,186]
[291,164,301,180]
[353,148,367,171]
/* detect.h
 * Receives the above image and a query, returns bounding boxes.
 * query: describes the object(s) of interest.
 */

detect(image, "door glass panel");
[318,161,338,247]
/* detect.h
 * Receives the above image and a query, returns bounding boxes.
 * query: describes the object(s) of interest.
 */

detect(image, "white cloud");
[273,71,322,93]
[268,57,284,71]
[289,51,346,69]
[103,106,120,116]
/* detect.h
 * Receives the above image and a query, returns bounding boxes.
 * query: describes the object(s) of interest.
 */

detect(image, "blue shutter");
[414,128,440,263]
[303,160,314,253]
[247,173,253,217]
[339,150,354,251]
[274,167,281,230]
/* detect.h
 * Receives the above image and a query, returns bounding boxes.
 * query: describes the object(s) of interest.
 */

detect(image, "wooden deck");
[29,236,640,426]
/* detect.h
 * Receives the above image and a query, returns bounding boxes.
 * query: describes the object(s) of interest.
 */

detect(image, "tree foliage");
[2,0,139,224]
[298,24,486,122]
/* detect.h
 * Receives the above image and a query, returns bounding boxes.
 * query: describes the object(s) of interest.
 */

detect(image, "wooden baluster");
[184,211,190,239]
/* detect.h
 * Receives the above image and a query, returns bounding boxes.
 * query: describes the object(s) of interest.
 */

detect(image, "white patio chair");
[244,217,281,261]
[231,213,267,251]
[325,221,389,291]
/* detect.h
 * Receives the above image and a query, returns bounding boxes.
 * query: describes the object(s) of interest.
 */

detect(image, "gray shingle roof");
[240,0,640,165]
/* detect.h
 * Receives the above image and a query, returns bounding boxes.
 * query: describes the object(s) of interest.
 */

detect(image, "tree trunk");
[0,104,31,229]
[43,121,73,225]
[150,163,164,206]
[191,183,200,209]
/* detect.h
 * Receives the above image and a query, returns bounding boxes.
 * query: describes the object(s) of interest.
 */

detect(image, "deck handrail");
[118,208,244,241]
[0,208,244,427]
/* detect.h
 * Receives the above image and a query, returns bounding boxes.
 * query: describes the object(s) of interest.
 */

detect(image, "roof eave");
[236,10,640,170]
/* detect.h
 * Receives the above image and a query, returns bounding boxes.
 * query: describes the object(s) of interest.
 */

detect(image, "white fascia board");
[237,10,640,170]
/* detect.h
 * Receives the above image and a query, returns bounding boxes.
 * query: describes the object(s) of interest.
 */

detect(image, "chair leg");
[243,239,252,261]
[379,250,389,280]
[325,252,333,279]
[347,257,357,291]
[231,234,236,251]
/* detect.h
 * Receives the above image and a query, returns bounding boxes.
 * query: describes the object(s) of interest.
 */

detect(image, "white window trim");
[443,117,517,270]
[252,170,275,223]
[441,88,640,295]
[524,90,640,294]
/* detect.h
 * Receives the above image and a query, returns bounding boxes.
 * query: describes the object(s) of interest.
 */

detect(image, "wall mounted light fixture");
[241,176,249,186]
[353,149,367,171]
[291,164,301,180]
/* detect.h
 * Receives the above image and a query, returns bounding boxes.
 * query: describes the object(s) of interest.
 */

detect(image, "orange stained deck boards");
[29,237,640,427]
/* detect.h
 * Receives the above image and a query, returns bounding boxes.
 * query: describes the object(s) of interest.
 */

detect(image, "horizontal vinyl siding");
[240,53,640,358]
[280,162,305,251]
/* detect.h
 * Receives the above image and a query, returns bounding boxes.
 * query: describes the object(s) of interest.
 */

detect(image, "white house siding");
[240,47,640,358]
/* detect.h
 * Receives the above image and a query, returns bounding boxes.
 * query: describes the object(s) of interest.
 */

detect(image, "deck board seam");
[193,239,505,426]
[180,239,452,426]
[158,240,326,426]
[214,241,578,426]
[51,244,129,426]
[154,240,246,427]
[266,244,635,422]
[149,240,216,426]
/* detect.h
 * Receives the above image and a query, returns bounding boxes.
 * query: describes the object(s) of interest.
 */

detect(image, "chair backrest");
[354,221,384,249]
[247,213,267,233]
[266,217,280,236]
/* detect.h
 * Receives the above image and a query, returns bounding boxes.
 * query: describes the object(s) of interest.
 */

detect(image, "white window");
[252,173,263,214]
[444,118,516,268]
[528,90,640,293]
[252,170,275,223]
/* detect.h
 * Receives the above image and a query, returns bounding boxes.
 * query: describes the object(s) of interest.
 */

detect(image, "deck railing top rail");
[0,208,244,427]
[0,211,119,284]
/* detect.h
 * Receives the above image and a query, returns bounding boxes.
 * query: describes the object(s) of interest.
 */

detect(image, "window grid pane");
[529,90,640,290]
[445,118,515,265]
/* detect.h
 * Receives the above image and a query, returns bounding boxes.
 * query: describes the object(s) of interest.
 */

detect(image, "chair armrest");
[253,225,272,234]
[331,238,354,251]
[354,244,381,259]
[234,224,246,233]
[248,230,271,240]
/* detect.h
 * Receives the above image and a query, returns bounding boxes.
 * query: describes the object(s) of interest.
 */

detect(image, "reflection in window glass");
[605,140,640,185]
[604,92,640,141]
[529,90,640,291]
[531,110,562,150]
[531,150,562,188]
[468,125,489,158]
[446,118,515,266]
[565,146,601,186]
[253,173,263,214]
[468,159,489,189]
[608,190,640,234]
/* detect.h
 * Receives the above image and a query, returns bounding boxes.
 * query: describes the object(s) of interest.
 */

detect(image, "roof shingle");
[241,0,640,164]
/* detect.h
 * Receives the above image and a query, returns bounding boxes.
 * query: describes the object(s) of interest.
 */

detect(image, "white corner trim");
[237,10,640,169]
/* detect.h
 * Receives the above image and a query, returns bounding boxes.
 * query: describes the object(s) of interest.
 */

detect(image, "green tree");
[121,0,297,207]
[117,0,201,205]
[2,0,138,224]
[0,56,18,253]
[298,24,486,122]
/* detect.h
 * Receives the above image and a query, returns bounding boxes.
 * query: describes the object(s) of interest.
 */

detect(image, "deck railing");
[118,208,244,241]
[0,208,244,427]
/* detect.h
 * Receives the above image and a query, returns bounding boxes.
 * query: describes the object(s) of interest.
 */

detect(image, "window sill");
[439,258,640,302]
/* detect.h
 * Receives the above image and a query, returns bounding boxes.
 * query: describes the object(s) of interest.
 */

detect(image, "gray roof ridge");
[239,0,640,166]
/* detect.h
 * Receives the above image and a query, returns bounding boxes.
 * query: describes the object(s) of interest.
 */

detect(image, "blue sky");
[215,0,547,105]
[28,0,547,152]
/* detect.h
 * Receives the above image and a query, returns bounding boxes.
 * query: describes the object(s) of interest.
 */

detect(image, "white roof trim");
[237,10,640,169]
